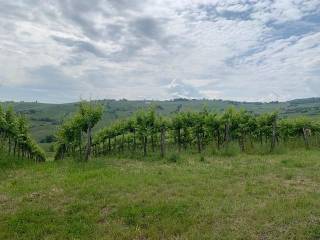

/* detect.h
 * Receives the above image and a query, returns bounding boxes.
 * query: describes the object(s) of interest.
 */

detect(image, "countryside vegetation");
[1,0,320,238]
[2,97,320,146]
[0,105,45,162]
[1,100,320,239]
[55,101,319,161]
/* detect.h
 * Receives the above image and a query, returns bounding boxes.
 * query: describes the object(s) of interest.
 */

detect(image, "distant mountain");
[1,98,320,144]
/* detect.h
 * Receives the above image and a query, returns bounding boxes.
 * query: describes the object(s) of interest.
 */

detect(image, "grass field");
[1,150,320,239]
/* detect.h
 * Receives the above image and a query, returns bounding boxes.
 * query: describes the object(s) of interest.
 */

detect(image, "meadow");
[1,100,320,239]
[1,149,320,240]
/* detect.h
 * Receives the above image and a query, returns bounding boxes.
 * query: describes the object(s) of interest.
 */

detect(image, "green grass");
[1,150,320,239]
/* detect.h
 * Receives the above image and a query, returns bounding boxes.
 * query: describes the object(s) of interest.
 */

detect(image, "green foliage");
[167,152,180,163]
[89,106,320,160]
[219,143,240,157]
[0,105,45,162]
[3,97,320,144]
[54,101,103,161]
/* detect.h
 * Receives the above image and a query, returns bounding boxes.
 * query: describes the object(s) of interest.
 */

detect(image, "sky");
[0,0,319,103]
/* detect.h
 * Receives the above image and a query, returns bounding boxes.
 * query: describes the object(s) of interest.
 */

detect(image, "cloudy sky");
[0,0,319,103]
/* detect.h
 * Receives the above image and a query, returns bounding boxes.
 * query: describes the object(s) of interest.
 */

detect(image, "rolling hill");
[1,98,320,144]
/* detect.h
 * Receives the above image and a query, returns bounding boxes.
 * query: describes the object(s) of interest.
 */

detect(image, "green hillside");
[1,98,320,144]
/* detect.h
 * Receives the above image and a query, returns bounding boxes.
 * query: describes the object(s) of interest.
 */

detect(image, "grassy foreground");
[0,151,320,239]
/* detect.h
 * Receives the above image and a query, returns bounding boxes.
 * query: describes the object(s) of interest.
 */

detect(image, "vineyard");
[2,98,320,145]
[0,105,45,162]
[1,102,320,239]
[54,102,320,161]
[1,101,318,163]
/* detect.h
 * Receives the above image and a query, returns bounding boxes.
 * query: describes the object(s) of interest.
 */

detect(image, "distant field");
[2,98,320,144]
[1,150,320,239]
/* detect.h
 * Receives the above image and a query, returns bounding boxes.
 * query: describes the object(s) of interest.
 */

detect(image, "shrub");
[167,152,180,163]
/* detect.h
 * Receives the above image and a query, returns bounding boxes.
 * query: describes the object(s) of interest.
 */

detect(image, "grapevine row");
[55,104,319,160]
[0,105,46,162]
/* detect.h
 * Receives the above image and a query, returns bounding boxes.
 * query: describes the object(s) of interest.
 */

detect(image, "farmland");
[1,99,320,240]
[1,150,320,239]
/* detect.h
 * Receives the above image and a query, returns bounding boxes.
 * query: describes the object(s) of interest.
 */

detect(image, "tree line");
[54,103,320,160]
[0,105,46,162]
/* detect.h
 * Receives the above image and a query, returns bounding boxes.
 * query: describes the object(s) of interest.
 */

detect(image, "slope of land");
[0,150,320,239]
[1,98,320,144]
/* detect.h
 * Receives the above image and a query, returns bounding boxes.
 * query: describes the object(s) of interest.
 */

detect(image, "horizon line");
[1,96,320,105]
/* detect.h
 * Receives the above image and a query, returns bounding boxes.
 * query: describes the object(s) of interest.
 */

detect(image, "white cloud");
[0,0,319,103]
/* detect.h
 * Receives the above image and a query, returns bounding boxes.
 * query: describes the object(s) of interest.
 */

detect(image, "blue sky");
[0,0,319,103]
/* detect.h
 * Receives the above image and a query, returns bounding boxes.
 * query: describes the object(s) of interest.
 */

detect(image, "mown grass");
[0,150,320,239]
